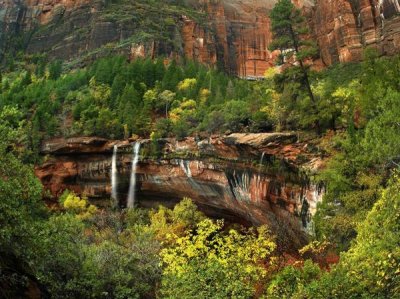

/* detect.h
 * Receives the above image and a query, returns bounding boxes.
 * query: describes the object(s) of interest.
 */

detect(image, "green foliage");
[337,173,400,297]
[314,54,400,250]
[149,197,206,241]
[270,0,320,133]
[0,108,47,296]
[269,0,317,61]
[48,60,63,80]
[0,57,277,150]
[287,173,400,298]
[266,260,321,299]
[160,219,276,298]
[34,206,162,298]
[59,190,98,219]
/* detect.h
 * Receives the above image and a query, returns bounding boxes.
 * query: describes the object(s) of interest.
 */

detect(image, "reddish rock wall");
[1,1,400,75]
[35,134,325,250]
[313,0,400,65]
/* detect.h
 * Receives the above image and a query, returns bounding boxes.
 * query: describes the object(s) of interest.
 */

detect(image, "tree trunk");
[299,61,321,135]
[289,26,321,135]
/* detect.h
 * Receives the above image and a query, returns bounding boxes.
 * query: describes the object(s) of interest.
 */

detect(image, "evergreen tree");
[48,60,63,80]
[269,0,319,133]
[142,59,156,88]
[154,58,166,82]
[110,74,126,104]
[162,60,182,91]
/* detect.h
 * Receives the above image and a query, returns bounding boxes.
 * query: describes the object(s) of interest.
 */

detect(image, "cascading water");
[258,152,266,172]
[256,152,267,197]
[127,142,141,209]
[111,145,118,201]
[180,159,192,178]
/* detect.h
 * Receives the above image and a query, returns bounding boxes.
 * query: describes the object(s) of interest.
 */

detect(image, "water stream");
[111,145,118,202]
[180,159,192,178]
[259,152,266,173]
[127,142,141,208]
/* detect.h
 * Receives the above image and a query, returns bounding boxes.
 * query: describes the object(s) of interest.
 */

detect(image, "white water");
[127,142,141,209]
[257,152,266,190]
[228,171,251,202]
[180,159,192,178]
[111,145,118,201]
[259,152,266,171]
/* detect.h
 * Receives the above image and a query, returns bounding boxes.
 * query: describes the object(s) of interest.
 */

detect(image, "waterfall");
[111,145,118,201]
[257,152,266,190]
[127,142,141,209]
[259,152,266,171]
[180,159,192,178]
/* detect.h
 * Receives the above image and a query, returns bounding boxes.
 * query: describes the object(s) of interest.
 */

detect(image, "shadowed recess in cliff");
[35,134,326,249]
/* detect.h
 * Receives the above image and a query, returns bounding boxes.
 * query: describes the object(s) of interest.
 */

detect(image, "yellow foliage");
[149,198,205,244]
[177,78,197,91]
[169,99,196,123]
[264,67,278,79]
[169,107,183,122]
[180,99,196,110]
[263,88,285,130]
[61,192,97,219]
[161,218,276,279]
[199,88,210,105]
[153,198,278,297]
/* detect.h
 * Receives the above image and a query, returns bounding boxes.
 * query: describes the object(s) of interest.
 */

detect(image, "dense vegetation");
[1,0,400,297]
[0,56,274,163]
[1,49,400,297]
[1,114,399,297]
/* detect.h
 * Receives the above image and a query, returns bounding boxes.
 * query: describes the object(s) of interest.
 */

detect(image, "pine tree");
[48,60,63,80]
[142,59,155,88]
[110,74,126,103]
[269,0,320,133]
[154,58,166,82]
[162,60,182,91]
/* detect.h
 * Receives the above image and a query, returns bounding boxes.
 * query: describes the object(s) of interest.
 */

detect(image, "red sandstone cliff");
[312,0,400,65]
[35,133,325,250]
[1,1,400,75]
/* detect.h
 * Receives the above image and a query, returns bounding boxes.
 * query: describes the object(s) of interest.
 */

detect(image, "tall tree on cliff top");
[269,0,320,133]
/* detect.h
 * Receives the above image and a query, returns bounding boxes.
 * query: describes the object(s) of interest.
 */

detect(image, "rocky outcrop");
[312,0,400,65]
[35,133,325,250]
[2,1,399,76]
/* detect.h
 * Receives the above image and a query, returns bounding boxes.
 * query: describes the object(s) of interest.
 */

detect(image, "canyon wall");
[35,133,324,250]
[313,0,400,65]
[1,1,400,76]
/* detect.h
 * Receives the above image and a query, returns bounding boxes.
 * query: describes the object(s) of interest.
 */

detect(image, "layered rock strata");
[1,1,400,75]
[35,133,324,250]
[312,0,400,65]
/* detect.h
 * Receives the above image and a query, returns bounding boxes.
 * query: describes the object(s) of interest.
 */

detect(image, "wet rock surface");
[35,133,325,250]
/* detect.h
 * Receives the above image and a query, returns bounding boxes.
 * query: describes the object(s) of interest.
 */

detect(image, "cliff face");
[1,0,400,75]
[313,0,400,65]
[35,133,324,250]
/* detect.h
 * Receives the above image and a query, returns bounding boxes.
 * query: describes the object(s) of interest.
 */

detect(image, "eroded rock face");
[35,134,324,250]
[313,0,400,64]
[1,0,400,74]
